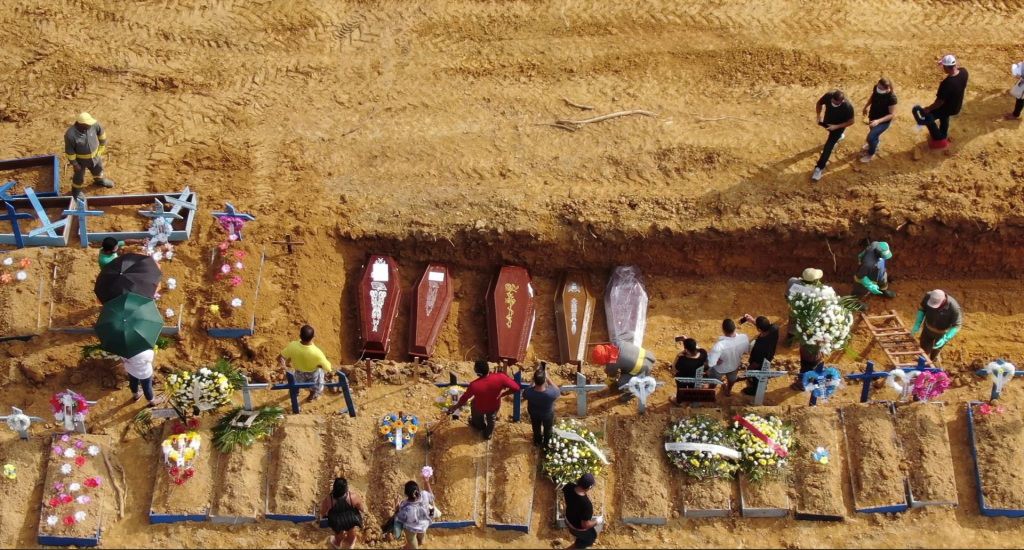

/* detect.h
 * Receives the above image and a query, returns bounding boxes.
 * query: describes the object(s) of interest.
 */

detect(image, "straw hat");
[801,268,824,283]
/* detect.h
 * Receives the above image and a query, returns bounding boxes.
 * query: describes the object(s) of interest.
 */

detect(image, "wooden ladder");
[860,310,933,369]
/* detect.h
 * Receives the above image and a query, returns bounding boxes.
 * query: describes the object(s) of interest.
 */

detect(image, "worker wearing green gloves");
[853,241,895,302]
[911,289,962,361]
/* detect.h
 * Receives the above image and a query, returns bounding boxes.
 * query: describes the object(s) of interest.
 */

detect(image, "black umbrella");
[94,253,162,304]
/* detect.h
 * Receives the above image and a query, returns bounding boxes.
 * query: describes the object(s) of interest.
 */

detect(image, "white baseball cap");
[926,289,946,308]
[939,54,957,67]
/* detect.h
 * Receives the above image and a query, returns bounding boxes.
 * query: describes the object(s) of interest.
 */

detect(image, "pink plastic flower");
[233,250,247,260]
[220,264,231,274]
[74,439,85,449]
[228,233,238,242]
[218,242,229,252]
[229,276,243,287]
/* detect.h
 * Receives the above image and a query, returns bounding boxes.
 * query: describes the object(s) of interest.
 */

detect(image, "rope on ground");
[682,112,754,123]
[539,110,658,132]
[561,97,595,111]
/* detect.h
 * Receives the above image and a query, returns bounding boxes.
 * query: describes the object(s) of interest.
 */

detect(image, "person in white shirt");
[706,318,750,396]
[121,349,156,407]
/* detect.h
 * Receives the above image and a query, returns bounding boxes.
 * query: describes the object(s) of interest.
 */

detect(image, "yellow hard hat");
[76,112,97,125]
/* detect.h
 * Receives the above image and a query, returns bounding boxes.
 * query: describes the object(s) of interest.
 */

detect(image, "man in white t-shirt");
[122,349,156,407]
[706,318,750,397]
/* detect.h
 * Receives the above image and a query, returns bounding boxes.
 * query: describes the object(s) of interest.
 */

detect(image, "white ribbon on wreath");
[663,442,741,460]
[552,427,611,465]
[984,360,1017,395]
[886,368,921,399]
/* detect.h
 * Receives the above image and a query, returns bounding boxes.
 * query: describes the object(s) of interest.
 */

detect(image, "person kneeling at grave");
[673,336,708,403]
[446,360,520,440]
[277,324,331,402]
[738,314,779,398]
[320,477,366,550]
[564,473,603,549]
[592,333,655,401]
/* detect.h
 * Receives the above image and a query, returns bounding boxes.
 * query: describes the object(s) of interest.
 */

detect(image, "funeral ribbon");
[663,441,741,460]
[733,414,789,458]
[886,368,920,398]
[984,360,1017,395]
[552,427,611,465]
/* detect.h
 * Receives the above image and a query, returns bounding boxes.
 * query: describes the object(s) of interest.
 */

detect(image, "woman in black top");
[673,337,708,403]
[861,78,897,162]
[319,478,366,549]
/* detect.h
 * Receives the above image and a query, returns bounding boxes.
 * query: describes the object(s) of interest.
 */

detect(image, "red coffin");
[409,263,454,360]
[554,271,596,365]
[357,255,402,359]
[486,266,536,366]
[604,265,648,346]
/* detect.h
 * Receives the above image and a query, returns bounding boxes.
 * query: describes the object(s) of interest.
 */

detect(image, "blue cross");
[62,198,103,248]
[845,361,891,403]
[212,203,256,240]
[0,201,34,249]
[139,199,183,222]
[975,359,1024,401]
[270,369,358,416]
[163,187,197,213]
[0,182,16,201]
[24,188,65,238]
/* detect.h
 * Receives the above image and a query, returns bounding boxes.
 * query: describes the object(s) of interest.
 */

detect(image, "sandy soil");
[894,402,959,506]
[972,403,1024,510]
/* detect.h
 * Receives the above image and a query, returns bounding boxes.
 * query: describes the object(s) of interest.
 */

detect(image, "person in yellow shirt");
[278,324,331,401]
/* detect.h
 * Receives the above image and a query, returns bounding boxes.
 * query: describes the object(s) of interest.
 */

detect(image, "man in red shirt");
[447,360,520,440]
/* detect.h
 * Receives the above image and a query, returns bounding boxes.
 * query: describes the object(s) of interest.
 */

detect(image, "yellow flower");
[408,425,419,434]
[379,426,390,435]
[209,304,220,314]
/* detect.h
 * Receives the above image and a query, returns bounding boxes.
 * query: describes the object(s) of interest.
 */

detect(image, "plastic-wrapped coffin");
[604,265,648,346]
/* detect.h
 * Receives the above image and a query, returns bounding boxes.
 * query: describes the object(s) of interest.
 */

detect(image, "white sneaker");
[862,143,869,151]
[811,168,823,181]
[838,133,846,142]
[860,154,874,163]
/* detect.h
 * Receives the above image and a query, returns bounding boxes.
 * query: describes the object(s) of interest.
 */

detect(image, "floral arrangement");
[787,284,858,356]
[543,418,606,487]
[162,431,201,485]
[167,367,235,416]
[50,390,89,424]
[43,435,102,530]
[664,415,739,480]
[977,402,1007,418]
[812,447,830,465]
[731,414,793,481]
[0,256,31,285]
[910,370,951,402]
[983,360,1017,397]
[211,228,248,315]
[212,406,284,453]
[802,367,843,401]
[3,464,15,480]
[380,412,419,450]
[435,387,465,419]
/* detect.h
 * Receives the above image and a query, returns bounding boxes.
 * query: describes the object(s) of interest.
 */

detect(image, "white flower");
[15,271,27,281]
[46,515,58,527]
[165,251,174,260]
[152,251,164,262]
[165,308,175,318]
[74,511,86,522]
[230,298,243,308]
[76,495,89,504]
[166,278,177,290]
[63,448,76,459]
[234,262,243,270]
[87,445,100,456]
[60,463,72,475]
[1,258,11,266]
[69,482,81,492]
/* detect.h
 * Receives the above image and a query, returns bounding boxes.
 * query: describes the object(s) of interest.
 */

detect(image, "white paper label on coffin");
[663,442,741,460]
[427,271,445,282]
[370,259,389,282]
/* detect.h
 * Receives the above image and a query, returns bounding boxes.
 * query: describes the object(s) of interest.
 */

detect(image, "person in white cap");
[785,267,824,345]
[911,289,962,361]
[1004,60,1024,121]
[911,54,968,147]
[64,112,114,198]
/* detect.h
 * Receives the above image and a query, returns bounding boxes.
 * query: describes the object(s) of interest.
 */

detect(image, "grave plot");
[967,402,1024,517]
[201,241,267,338]
[366,422,428,531]
[210,438,269,524]
[484,422,538,533]
[149,419,219,524]
[80,190,198,243]
[427,421,485,528]
[265,415,325,522]
[36,434,111,547]
[893,403,957,508]
[841,403,909,514]
[735,406,792,518]
[0,194,73,247]
[0,154,60,197]
[0,438,46,547]
[668,410,735,518]
[791,406,846,521]
[154,254,188,335]
[319,416,377,530]
[0,248,51,341]
[611,414,672,525]
[552,417,608,528]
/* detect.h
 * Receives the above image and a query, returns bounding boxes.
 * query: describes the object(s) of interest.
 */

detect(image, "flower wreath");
[379,413,419,450]
[886,368,921,397]
[161,432,202,485]
[983,360,1017,395]
[802,367,843,400]
[910,370,951,401]
[50,391,89,423]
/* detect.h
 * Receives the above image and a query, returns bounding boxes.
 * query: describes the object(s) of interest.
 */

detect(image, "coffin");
[409,263,454,360]
[553,271,596,365]
[605,265,648,346]
[357,255,401,359]
[486,266,536,366]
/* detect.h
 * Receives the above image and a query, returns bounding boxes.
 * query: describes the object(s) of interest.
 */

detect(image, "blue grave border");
[839,402,910,514]
[0,154,60,198]
[966,401,1024,518]
[37,528,101,548]
[80,190,198,243]
[207,248,266,339]
[0,194,73,247]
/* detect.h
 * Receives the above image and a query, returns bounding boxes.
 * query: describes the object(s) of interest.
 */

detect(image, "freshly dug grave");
[155,254,188,328]
[84,204,156,234]
[428,420,484,525]
[0,164,53,196]
[0,437,45,547]
[150,418,218,518]
[972,403,1024,510]
[791,406,846,519]
[49,249,101,330]
[266,415,324,518]
[484,421,537,527]
[736,406,791,514]
[610,413,672,522]
[37,434,111,543]
[893,403,957,505]
[842,403,906,510]
[199,241,264,332]
[0,248,49,338]
[672,409,734,516]
[211,439,269,521]
[367,427,428,532]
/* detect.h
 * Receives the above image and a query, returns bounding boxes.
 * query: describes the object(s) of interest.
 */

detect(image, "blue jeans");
[129,375,154,401]
[912,106,949,141]
[815,129,845,170]
[865,121,891,155]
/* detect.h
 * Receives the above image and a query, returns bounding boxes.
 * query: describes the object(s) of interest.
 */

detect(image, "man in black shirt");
[740,315,779,397]
[812,90,855,182]
[563,473,601,548]
[913,54,968,146]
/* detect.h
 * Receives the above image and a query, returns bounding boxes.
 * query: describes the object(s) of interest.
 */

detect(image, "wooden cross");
[238,374,269,411]
[560,371,605,417]
[139,199,183,222]
[845,360,890,403]
[0,182,16,201]
[62,197,103,249]
[269,369,358,416]
[271,234,305,254]
[975,359,1024,401]
[0,407,45,439]
[743,359,788,406]
[162,187,197,213]
[0,201,34,249]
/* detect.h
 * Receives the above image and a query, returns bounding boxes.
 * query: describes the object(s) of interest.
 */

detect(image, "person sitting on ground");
[522,362,561,450]
[910,289,962,361]
[277,324,331,402]
[319,477,366,550]
[786,268,824,345]
[912,54,968,147]
[121,348,156,408]
[672,336,708,402]
[853,240,895,303]
[395,474,436,550]
[563,473,603,549]
[447,360,520,440]
[707,318,750,397]
[739,314,779,398]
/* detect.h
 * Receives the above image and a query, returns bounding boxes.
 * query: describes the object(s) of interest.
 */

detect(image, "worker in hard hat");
[64,112,114,199]
[911,289,962,361]
[592,333,655,401]
[853,241,895,302]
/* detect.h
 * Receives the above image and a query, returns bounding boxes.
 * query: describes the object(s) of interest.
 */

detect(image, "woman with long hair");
[394,474,436,549]
[320,477,365,549]
[861,77,898,163]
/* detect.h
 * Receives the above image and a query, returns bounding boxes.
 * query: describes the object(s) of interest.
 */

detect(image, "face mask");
[875,86,889,94]
[831,101,842,108]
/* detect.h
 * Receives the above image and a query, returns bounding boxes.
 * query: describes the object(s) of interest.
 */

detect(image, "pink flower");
[229,276,242,287]
[218,242,229,252]
[74,439,85,449]
[52,446,63,456]
[228,234,238,242]
[220,264,231,274]
[979,403,992,415]
[233,250,247,260]
[60,434,70,443]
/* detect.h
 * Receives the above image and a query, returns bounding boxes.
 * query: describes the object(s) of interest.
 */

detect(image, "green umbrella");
[95,292,163,358]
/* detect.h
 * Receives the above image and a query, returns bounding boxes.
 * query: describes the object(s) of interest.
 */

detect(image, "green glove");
[936,326,960,348]
[860,276,882,295]
[910,310,924,334]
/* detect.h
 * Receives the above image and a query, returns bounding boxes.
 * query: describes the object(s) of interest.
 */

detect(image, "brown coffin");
[485,266,536,366]
[357,255,402,359]
[604,265,649,346]
[553,271,596,365]
[409,263,454,360]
